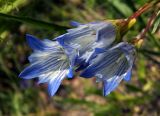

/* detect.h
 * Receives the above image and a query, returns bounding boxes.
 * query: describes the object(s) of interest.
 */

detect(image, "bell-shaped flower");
[80,42,136,96]
[19,34,74,96]
[56,21,117,68]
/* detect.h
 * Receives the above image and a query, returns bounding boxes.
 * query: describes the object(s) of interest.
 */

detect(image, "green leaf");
[152,10,160,34]
[108,0,133,17]
[0,13,69,30]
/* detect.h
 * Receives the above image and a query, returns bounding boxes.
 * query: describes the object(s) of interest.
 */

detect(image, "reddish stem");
[127,3,151,22]
[119,1,159,36]
[139,11,158,39]
[127,0,159,24]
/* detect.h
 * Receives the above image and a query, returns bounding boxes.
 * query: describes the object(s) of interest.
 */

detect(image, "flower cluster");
[19,21,136,96]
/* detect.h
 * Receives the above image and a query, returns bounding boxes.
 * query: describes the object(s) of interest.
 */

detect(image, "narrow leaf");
[0,13,69,30]
[152,10,160,34]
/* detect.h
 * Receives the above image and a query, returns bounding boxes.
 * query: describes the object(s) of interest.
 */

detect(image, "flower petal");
[67,67,74,78]
[19,52,65,79]
[19,36,72,80]
[80,49,123,78]
[81,42,135,79]
[103,78,118,96]
[70,21,82,27]
[48,69,68,96]
[57,21,116,66]
[81,42,135,95]
[26,34,58,51]
[123,69,132,81]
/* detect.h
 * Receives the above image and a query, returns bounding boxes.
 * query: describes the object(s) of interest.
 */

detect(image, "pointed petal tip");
[67,67,74,78]
[26,34,37,41]
[48,91,55,96]
[47,74,66,96]
[103,91,110,96]
[18,72,23,78]
[25,34,37,42]
[124,70,132,81]
[25,34,45,51]
[18,72,31,79]
[18,66,38,79]
[18,72,29,79]
[48,84,57,96]
[19,70,28,79]
[26,34,33,38]
[70,21,81,27]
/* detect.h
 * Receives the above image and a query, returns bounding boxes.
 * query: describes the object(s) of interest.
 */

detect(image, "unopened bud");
[133,39,144,48]
[128,18,137,29]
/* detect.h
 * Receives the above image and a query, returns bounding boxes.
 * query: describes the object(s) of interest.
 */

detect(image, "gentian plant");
[19,0,160,96]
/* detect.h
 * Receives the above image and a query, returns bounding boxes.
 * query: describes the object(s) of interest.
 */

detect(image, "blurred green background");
[0,0,160,116]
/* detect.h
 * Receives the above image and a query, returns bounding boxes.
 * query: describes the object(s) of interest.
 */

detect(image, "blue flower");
[81,42,136,96]
[19,21,133,97]
[56,21,116,68]
[19,34,74,96]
